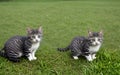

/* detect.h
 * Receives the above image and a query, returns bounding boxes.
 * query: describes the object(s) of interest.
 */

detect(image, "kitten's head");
[88,30,103,46]
[27,26,43,43]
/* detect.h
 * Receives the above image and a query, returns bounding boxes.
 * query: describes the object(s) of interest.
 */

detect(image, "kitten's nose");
[36,40,39,42]
[36,39,40,42]
[95,42,99,45]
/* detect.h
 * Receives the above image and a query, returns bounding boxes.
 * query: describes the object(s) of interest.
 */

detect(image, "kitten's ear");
[88,30,93,37]
[27,27,32,34]
[99,30,103,36]
[38,26,42,33]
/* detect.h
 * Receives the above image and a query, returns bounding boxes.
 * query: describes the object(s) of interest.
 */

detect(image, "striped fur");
[58,31,103,61]
[58,36,90,56]
[0,27,42,62]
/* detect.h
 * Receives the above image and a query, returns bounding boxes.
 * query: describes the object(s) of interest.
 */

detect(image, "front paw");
[87,58,93,61]
[92,54,96,60]
[28,57,33,61]
[92,56,96,60]
[85,55,93,62]
[73,56,79,60]
[33,57,37,60]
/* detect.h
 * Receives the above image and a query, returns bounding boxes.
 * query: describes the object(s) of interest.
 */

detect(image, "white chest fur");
[88,44,101,53]
[29,42,40,52]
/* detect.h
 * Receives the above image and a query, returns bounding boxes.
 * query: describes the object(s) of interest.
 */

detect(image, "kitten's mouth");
[32,40,40,43]
[35,40,39,43]
[92,43,100,46]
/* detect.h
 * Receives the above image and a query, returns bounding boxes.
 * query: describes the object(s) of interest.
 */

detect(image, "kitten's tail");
[0,48,7,58]
[57,46,70,52]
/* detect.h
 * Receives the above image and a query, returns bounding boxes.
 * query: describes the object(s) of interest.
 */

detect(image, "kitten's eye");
[31,36,35,38]
[91,39,95,41]
[38,35,41,38]
[98,38,102,41]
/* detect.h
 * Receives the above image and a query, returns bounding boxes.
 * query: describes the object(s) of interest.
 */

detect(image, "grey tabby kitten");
[58,30,103,61]
[0,27,42,62]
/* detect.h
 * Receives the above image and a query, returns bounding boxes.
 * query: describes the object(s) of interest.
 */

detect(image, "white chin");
[93,43,100,46]
[32,41,38,43]
[92,43,97,46]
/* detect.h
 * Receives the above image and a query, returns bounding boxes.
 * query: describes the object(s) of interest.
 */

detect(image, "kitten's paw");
[92,56,96,60]
[85,55,93,62]
[73,56,79,60]
[87,58,93,61]
[28,58,32,61]
[92,54,96,60]
[28,57,33,61]
[33,57,37,60]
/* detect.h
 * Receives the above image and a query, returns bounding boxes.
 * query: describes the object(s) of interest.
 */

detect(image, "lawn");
[0,0,120,75]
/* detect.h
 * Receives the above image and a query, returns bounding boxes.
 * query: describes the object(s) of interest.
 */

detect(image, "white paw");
[73,56,79,60]
[92,54,96,60]
[92,56,96,60]
[33,57,37,60]
[28,57,33,61]
[85,55,93,62]
[87,58,93,61]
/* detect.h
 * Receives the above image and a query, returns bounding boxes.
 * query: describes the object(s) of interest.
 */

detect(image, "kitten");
[58,30,103,61]
[0,26,43,62]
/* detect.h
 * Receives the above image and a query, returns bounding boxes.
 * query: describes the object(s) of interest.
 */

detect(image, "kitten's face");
[27,27,42,43]
[88,30,103,46]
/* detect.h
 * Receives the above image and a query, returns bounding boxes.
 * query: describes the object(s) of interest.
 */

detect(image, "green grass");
[0,0,120,75]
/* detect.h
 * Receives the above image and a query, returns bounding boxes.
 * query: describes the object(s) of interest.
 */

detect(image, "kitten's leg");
[31,50,37,60]
[7,52,21,62]
[92,54,96,60]
[73,56,79,60]
[28,53,33,61]
[8,57,20,62]
[24,49,34,61]
[71,52,80,60]
[24,49,33,61]
[85,54,93,61]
